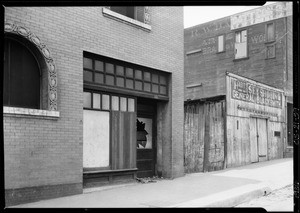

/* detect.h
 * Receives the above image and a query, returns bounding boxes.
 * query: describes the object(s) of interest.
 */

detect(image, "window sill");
[3,106,60,120]
[102,7,151,32]
[264,40,275,44]
[216,50,225,54]
[265,56,276,60]
[233,57,249,62]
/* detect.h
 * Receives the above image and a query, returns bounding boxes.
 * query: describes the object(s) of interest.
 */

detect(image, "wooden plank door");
[111,111,136,170]
[250,118,258,163]
[257,118,268,162]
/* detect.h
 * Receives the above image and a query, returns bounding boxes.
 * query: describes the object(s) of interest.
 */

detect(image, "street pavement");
[235,184,294,211]
[10,158,293,208]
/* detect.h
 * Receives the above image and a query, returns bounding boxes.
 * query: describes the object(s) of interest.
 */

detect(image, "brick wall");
[184,16,288,101]
[4,6,184,205]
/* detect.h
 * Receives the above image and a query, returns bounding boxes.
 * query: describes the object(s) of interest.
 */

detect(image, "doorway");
[250,117,268,162]
[136,98,157,178]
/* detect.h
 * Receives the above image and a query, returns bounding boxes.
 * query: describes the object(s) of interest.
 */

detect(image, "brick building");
[3,6,184,206]
[184,2,293,173]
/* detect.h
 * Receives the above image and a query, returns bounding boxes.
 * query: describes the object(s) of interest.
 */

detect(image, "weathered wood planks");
[184,100,225,173]
[111,111,136,170]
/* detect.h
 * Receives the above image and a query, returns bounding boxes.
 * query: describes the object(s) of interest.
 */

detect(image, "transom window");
[84,91,136,112]
[83,54,168,96]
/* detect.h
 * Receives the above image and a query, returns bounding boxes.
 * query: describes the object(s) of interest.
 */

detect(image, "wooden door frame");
[136,98,157,177]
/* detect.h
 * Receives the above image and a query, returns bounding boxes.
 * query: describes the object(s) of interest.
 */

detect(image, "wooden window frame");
[234,29,248,60]
[83,52,169,97]
[265,44,276,59]
[217,34,225,53]
[265,22,276,43]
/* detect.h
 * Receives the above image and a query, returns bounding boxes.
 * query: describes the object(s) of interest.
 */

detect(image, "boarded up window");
[266,23,275,41]
[83,110,110,168]
[266,45,276,59]
[218,35,224,52]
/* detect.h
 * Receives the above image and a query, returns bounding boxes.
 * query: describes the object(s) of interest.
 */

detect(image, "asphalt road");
[235,184,294,211]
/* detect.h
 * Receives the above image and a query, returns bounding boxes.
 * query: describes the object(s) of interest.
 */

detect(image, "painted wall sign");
[237,105,278,117]
[231,77,282,108]
[190,19,230,38]
[231,2,292,30]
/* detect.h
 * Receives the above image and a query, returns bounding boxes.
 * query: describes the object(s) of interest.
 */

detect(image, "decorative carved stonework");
[144,7,150,24]
[4,21,58,111]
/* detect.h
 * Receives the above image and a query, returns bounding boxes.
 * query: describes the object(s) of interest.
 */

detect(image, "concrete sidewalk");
[10,158,293,208]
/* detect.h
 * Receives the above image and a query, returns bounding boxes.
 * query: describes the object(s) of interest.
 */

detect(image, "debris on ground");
[136,176,164,184]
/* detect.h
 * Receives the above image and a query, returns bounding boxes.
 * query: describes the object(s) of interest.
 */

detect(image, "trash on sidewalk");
[136,176,164,184]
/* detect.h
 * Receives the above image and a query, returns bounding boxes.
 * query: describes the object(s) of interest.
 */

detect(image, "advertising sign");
[231,77,282,108]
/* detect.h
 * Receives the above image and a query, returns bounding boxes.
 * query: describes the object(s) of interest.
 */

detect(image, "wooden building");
[184,2,293,173]
[184,72,285,172]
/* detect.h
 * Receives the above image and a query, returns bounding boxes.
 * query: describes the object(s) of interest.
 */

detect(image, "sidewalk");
[10,158,293,208]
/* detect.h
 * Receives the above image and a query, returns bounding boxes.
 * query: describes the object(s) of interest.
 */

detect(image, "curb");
[168,184,272,207]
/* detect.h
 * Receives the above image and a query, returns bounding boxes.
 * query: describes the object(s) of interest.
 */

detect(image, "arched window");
[4,37,41,109]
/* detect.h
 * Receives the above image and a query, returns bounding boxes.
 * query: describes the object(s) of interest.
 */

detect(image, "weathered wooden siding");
[184,100,225,173]
[268,121,284,160]
[226,116,251,168]
[226,72,285,167]
[184,103,205,173]
[111,111,136,170]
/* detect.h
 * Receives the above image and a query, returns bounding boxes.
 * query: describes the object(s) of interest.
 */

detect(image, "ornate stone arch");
[4,21,58,111]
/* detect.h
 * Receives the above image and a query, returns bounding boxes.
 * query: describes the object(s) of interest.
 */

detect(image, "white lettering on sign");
[231,77,282,108]
[230,2,292,30]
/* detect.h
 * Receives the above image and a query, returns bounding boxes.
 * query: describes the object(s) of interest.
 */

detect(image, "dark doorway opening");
[136,98,157,178]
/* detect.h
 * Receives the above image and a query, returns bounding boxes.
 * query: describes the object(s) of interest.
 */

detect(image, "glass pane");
[135,70,142,79]
[116,77,125,87]
[83,92,91,108]
[83,70,93,82]
[83,57,92,69]
[135,81,142,90]
[95,60,103,72]
[241,30,247,42]
[126,68,133,78]
[95,73,104,84]
[128,98,135,112]
[137,117,152,149]
[152,74,158,83]
[93,93,101,109]
[144,82,151,92]
[106,63,114,74]
[102,94,110,110]
[144,72,151,81]
[116,65,124,76]
[152,84,159,93]
[160,85,167,95]
[120,97,127,112]
[111,96,119,111]
[160,75,167,85]
[235,31,241,43]
[106,75,115,85]
[126,79,134,89]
